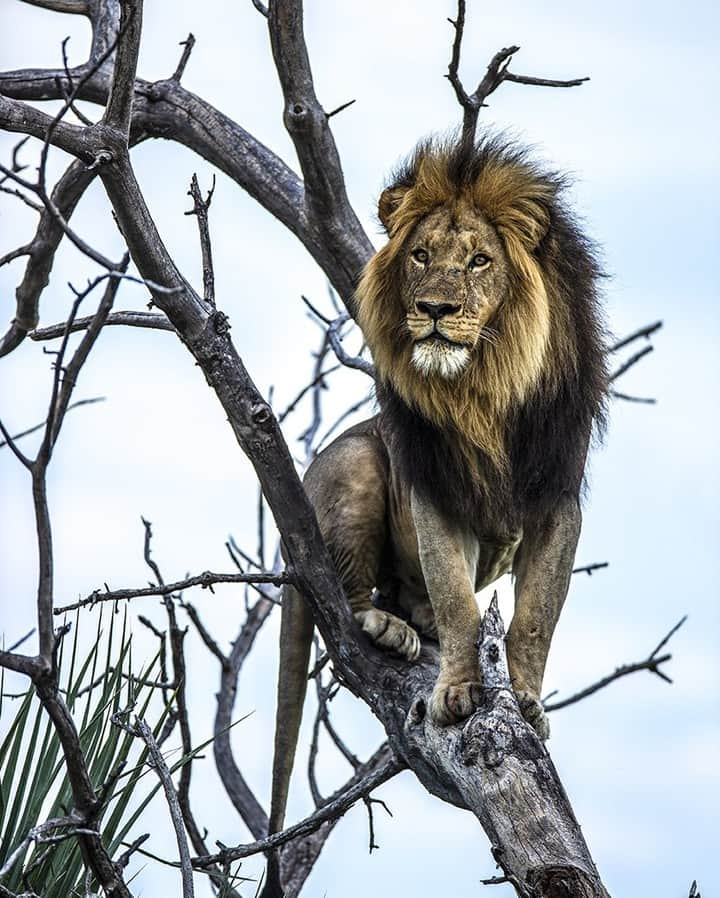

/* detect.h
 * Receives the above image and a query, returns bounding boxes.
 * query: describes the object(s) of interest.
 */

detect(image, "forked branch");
[447,0,588,148]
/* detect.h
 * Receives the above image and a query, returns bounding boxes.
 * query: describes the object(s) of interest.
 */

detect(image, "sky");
[1,1,719,896]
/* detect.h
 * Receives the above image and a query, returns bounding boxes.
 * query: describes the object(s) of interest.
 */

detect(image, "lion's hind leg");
[304,429,420,661]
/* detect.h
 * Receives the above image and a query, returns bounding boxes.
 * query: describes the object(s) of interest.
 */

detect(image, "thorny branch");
[54,568,294,614]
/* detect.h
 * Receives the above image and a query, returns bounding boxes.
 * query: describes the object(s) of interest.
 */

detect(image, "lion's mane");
[356,136,608,532]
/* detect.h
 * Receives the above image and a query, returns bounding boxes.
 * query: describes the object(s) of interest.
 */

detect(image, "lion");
[261,135,607,897]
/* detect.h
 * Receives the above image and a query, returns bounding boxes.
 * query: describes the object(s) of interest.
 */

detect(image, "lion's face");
[399,202,510,379]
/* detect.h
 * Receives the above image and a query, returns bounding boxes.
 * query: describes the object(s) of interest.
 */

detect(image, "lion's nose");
[416,300,461,321]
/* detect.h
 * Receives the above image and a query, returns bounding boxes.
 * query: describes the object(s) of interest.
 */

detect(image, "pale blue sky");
[1,1,718,896]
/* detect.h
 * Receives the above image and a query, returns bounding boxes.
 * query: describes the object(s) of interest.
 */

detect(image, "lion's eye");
[469,253,491,269]
[411,248,429,264]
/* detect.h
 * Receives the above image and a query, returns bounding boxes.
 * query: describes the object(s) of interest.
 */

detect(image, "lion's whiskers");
[477,326,500,347]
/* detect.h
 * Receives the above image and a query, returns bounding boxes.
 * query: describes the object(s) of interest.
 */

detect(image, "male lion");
[262,136,607,895]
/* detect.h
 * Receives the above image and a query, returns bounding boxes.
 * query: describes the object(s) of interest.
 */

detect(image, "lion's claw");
[516,690,550,741]
[429,680,483,726]
[355,608,421,661]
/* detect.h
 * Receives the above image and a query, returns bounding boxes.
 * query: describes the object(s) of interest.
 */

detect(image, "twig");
[0,816,97,882]
[194,749,402,868]
[326,313,375,377]
[0,162,115,270]
[326,99,356,119]
[363,795,391,853]
[571,562,608,576]
[48,260,126,450]
[5,629,36,654]
[545,616,687,712]
[212,594,274,838]
[610,345,653,382]
[277,364,341,424]
[173,34,196,82]
[182,603,225,664]
[185,173,216,307]
[610,320,663,353]
[140,515,165,586]
[132,718,195,898]
[446,0,587,148]
[609,390,657,404]
[58,37,94,126]
[0,397,105,448]
[54,568,294,614]
[115,833,151,872]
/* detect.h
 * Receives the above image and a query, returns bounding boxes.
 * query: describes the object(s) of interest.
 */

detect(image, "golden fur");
[357,139,579,473]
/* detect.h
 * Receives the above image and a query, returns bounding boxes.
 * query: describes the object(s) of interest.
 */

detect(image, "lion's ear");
[378,186,408,232]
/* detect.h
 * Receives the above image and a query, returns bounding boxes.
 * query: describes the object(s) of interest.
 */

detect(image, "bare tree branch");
[446,0,587,148]
[122,716,195,898]
[610,344,653,382]
[172,33,196,83]
[0,397,105,449]
[194,747,402,867]
[266,0,374,316]
[610,320,663,353]
[572,562,609,576]
[544,616,686,712]
[20,0,88,13]
[54,568,293,614]
[185,173,216,308]
[31,309,174,340]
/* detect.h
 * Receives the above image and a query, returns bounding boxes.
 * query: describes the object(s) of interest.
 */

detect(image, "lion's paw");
[428,680,483,727]
[516,690,550,741]
[355,609,421,661]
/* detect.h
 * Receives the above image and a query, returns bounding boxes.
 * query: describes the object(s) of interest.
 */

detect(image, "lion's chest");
[385,481,522,597]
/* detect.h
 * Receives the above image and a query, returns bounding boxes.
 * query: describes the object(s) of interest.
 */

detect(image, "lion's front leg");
[508,494,582,741]
[411,489,482,727]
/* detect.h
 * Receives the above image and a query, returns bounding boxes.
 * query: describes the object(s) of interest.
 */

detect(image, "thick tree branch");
[102,0,141,136]
[0,43,371,313]
[266,0,374,316]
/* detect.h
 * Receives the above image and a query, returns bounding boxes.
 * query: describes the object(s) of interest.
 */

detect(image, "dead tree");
[0,1,684,897]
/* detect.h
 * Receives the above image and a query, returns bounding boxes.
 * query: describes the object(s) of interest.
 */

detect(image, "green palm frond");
[0,608,165,896]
